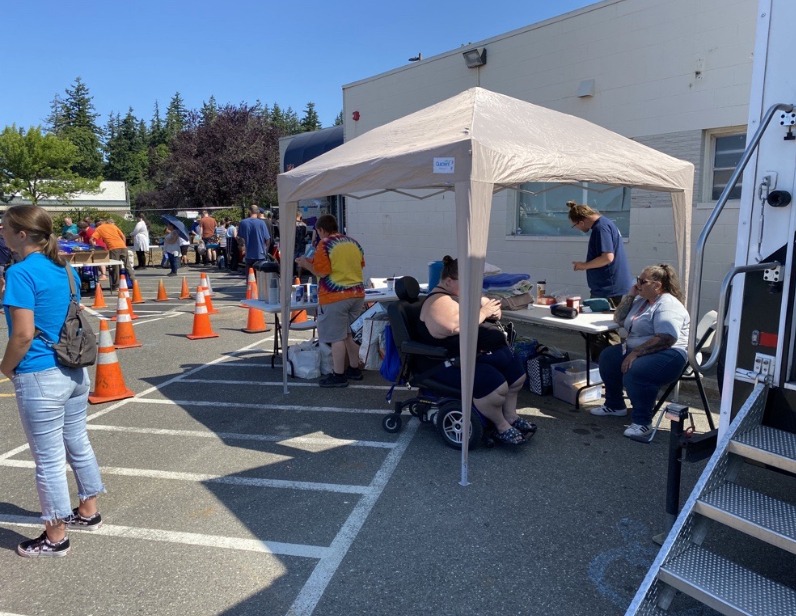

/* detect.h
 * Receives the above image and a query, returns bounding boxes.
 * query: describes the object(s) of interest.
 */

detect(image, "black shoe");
[17,532,70,558]
[511,417,538,435]
[167,272,178,277]
[344,367,364,381]
[319,373,348,388]
[64,508,103,531]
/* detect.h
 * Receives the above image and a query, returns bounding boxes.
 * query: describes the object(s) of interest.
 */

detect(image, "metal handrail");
[687,103,794,373]
[697,261,780,372]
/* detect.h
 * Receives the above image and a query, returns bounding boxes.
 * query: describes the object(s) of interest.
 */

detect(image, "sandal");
[512,417,538,435]
[494,426,526,445]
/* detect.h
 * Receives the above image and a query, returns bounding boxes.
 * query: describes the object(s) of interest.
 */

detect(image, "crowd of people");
[0,198,699,558]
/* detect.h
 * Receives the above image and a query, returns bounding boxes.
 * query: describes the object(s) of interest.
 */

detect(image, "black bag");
[526,348,570,395]
[36,265,97,368]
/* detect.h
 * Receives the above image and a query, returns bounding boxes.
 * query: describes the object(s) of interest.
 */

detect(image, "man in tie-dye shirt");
[295,214,365,387]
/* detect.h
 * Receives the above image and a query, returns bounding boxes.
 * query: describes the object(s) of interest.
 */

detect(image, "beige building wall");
[341,0,757,312]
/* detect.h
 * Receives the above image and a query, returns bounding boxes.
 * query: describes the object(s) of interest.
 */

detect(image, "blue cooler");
[428,260,443,290]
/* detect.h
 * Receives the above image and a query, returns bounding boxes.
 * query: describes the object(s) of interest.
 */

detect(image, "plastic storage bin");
[552,359,603,405]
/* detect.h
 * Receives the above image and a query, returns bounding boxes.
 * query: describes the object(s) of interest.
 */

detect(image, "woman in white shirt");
[592,263,690,441]
[131,214,150,270]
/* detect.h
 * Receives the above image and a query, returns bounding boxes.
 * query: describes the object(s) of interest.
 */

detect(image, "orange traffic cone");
[245,268,256,299]
[291,277,308,323]
[91,284,108,309]
[131,279,145,304]
[240,268,259,307]
[89,320,135,404]
[179,276,191,300]
[118,277,138,320]
[242,301,268,333]
[187,288,219,339]
[113,294,142,349]
[200,272,214,296]
[199,285,218,314]
[155,279,169,302]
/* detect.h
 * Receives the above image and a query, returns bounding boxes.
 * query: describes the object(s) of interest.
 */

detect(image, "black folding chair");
[645,310,718,443]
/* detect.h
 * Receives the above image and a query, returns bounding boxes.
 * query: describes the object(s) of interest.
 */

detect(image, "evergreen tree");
[149,101,167,148]
[270,103,301,135]
[105,109,148,188]
[48,77,104,178]
[300,102,322,132]
[334,110,344,126]
[165,92,188,141]
[201,95,218,124]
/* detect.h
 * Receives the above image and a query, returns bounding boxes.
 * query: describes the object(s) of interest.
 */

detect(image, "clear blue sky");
[3,0,596,131]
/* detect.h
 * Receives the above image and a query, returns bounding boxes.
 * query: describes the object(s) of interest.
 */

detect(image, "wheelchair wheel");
[435,401,482,450]
[382,414,402,433]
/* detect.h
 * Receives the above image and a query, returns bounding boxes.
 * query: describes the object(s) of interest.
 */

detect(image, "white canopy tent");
[276,87,694,485]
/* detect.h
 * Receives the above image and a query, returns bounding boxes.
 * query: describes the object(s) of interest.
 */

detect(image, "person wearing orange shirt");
[295,214,365,388]
[91,218,134,290]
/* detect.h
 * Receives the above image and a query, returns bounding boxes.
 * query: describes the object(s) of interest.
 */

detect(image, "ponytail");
[566,200,599,223]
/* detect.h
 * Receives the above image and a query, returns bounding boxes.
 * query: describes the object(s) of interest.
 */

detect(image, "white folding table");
[507,304,619,409]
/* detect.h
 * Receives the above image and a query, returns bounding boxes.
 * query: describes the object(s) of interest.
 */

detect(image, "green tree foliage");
[47,77,104,178]
[165,92,188,142]
[0,125,101,205]
[334,110,344,126]
[300,102,322,132]
[104,109,149,188]
[201,96,218,125]
[270,103,301,135]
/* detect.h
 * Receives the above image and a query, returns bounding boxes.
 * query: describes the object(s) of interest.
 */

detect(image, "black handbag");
[526,347,570,395]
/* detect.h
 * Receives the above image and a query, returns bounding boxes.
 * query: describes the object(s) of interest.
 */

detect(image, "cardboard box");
[552,359,603,405]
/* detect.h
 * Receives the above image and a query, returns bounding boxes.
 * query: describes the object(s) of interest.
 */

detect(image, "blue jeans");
[13,366,105,523]
[598,344,687,426]
[167,252,180,274]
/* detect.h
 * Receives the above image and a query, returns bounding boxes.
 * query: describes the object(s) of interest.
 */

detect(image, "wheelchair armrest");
[400,340,450,358]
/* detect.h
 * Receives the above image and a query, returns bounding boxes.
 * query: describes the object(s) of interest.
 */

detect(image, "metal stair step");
[729,425,796,474]
[659,544,796,615]
[696,482,796,554]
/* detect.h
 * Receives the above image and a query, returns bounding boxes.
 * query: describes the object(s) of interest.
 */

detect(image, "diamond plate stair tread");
[697,483,796,553]
[729,426,796,473]
[659,545,796,615]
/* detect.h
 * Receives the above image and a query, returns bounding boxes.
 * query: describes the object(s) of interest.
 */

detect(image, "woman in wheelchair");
[592,263,690,441]
[417,256,536,446]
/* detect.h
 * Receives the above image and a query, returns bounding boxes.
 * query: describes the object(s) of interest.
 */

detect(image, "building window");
[709,131,746,201]
[512,182,631,237]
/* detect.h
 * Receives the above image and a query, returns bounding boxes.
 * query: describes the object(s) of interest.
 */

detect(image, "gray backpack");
[36,265,98,368]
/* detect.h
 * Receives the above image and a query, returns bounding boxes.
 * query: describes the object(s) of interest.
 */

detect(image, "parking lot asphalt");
[0,265,726,616]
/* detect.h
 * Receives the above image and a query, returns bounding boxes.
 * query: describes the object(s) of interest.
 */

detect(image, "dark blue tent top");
[283,125,344,173]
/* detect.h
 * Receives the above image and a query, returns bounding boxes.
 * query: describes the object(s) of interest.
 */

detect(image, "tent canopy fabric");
[276,87,694,484]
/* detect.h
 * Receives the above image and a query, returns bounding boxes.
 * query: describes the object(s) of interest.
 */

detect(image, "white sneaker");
[623,423,652,440]
[590,404,627,417]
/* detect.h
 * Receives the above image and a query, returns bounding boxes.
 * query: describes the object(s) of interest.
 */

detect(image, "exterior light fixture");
[462,47,487,68]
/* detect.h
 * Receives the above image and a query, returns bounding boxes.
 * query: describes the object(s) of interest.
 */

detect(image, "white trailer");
[627,1,796,613]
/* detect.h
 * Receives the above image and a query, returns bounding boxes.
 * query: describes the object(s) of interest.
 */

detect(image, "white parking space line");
[132,398,391,415]
[288,420,420,616]
[179,378,393,391]
[0,611,31,616]
[86,424,396,449]
[0,460,371,494]
[0,515,329,559]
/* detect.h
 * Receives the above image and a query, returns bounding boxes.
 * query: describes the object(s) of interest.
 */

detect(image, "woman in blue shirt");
[1,205,105,557]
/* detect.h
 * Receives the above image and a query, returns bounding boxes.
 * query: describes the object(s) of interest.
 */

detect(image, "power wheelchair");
[380,276,502,450]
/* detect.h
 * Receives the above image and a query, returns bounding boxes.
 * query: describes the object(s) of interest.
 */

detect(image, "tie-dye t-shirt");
[312,234,365,305]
